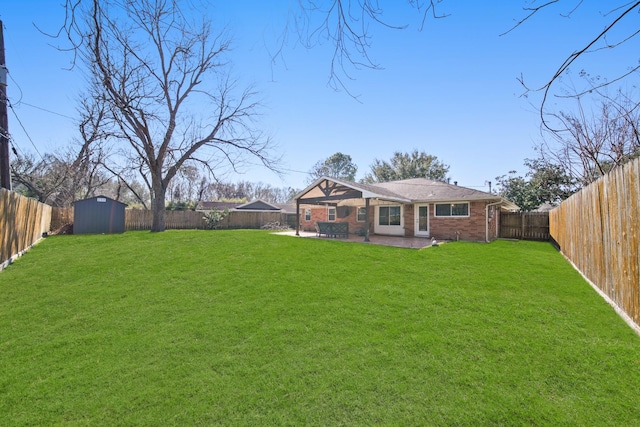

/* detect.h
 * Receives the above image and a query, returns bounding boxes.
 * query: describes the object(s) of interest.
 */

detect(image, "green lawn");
[1,230,639,426]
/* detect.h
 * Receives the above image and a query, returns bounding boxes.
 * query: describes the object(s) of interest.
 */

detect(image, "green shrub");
[202,207,229,229]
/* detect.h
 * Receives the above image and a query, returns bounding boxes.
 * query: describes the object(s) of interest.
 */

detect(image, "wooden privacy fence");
[50,207,295,231]
[126,210,206,230]
[550,157,640,328]
[1,189,52,269]
[218,211,295,229]
[51,207,73,231]
[499,211,550,241]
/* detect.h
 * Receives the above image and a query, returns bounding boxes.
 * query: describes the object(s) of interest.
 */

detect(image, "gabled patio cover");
[293,176,411,241]
[295,176,411,205]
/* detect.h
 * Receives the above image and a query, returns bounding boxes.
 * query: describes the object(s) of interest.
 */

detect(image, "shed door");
[414,204,429,237]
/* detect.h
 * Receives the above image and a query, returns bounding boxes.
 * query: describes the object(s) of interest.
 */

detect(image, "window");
[357,207,367,222]
[328,207,336,221]
[435,203,469,217]
[378,206,401,226]
[304,208,311,221]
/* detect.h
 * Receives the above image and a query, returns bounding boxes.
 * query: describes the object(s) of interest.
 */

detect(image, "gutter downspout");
[486,200,503,243]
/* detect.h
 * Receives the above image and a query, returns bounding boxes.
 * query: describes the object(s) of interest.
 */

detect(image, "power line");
[16,100,76,120]
[8,102,44,160]
[8,72,76,120]
[7,72,23,105]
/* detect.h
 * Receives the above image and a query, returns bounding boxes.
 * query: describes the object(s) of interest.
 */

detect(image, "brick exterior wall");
[300,206,329,232]
[301,201,496,242]
[300,205,372,235]
[428,201,489,242]
[403,204,414,237]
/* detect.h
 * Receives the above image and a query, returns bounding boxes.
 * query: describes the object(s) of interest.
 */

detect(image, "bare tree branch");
[282,0,447,98]
[59,0,281,231]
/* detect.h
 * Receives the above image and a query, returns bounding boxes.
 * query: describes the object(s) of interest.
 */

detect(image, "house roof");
[374,178,501,202]
[196,199,297,213]
[534,202,555,212]
[272,203,297,214]
[295,176,519,210]
[236,199,281,210]
[196,201,240,211]
[295,176,411,204]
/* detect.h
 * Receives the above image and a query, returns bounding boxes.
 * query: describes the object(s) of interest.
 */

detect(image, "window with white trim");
[357,207,367,222]
[378,206,401,226]
[435,203,469,217]
[304,208,311,221]
[328,207,336,221]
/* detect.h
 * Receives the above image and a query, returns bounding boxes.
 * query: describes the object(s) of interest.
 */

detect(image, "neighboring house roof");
[236,199,281,211]
[272,203,297,214]
[196,199,296,213]
[295,176,519,210]
[196,201,240,211]
[534,202,555,212]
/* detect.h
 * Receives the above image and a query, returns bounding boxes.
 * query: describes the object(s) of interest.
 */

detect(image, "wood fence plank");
[1,189,52,269]
[49,208,293,231]
[499,211,550,241]
[550,157,640,328]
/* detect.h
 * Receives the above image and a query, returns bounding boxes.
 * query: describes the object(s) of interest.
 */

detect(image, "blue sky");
[2,1,637,191]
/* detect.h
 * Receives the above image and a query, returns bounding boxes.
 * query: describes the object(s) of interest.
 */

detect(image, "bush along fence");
[50,207,296,232]
[499,211,550,241]
[550,157,640,330]
[1,189,52,270]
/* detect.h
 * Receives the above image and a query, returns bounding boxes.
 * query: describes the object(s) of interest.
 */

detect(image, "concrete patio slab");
[274,230,438,249]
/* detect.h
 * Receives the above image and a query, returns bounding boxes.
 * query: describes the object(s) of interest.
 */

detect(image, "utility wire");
[8,102,44,160]
[9,73,76,120]
[7,72,24,105]
[17,101,76,120]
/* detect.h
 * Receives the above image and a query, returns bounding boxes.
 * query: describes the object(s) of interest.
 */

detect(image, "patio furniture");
[315,222,349,238]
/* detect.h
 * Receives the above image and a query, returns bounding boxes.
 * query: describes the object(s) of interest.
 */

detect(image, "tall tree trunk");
[151,178,166,232]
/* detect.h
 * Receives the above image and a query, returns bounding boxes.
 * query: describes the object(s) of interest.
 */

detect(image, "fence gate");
[499,212,550,241]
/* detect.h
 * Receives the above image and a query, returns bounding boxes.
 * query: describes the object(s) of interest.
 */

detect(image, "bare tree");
[290,1,640,112]
[537,89,640,186]
[11,153,67,204]
[286,1,446,96]
[11,93,112,206]
[60,0,280,231]
[10,149,110,207]
[505,1,640,125]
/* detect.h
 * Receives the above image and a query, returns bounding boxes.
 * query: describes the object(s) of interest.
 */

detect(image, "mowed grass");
[1,231,639,426]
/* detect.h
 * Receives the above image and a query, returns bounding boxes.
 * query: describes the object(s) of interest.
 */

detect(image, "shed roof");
[74,195,127,206]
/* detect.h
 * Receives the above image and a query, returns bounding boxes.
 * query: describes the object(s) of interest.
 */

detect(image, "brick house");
[294,177,518,242]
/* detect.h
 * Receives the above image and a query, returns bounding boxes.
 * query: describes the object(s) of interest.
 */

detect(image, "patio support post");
[295,200,300,236]
[364,198,370,242]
